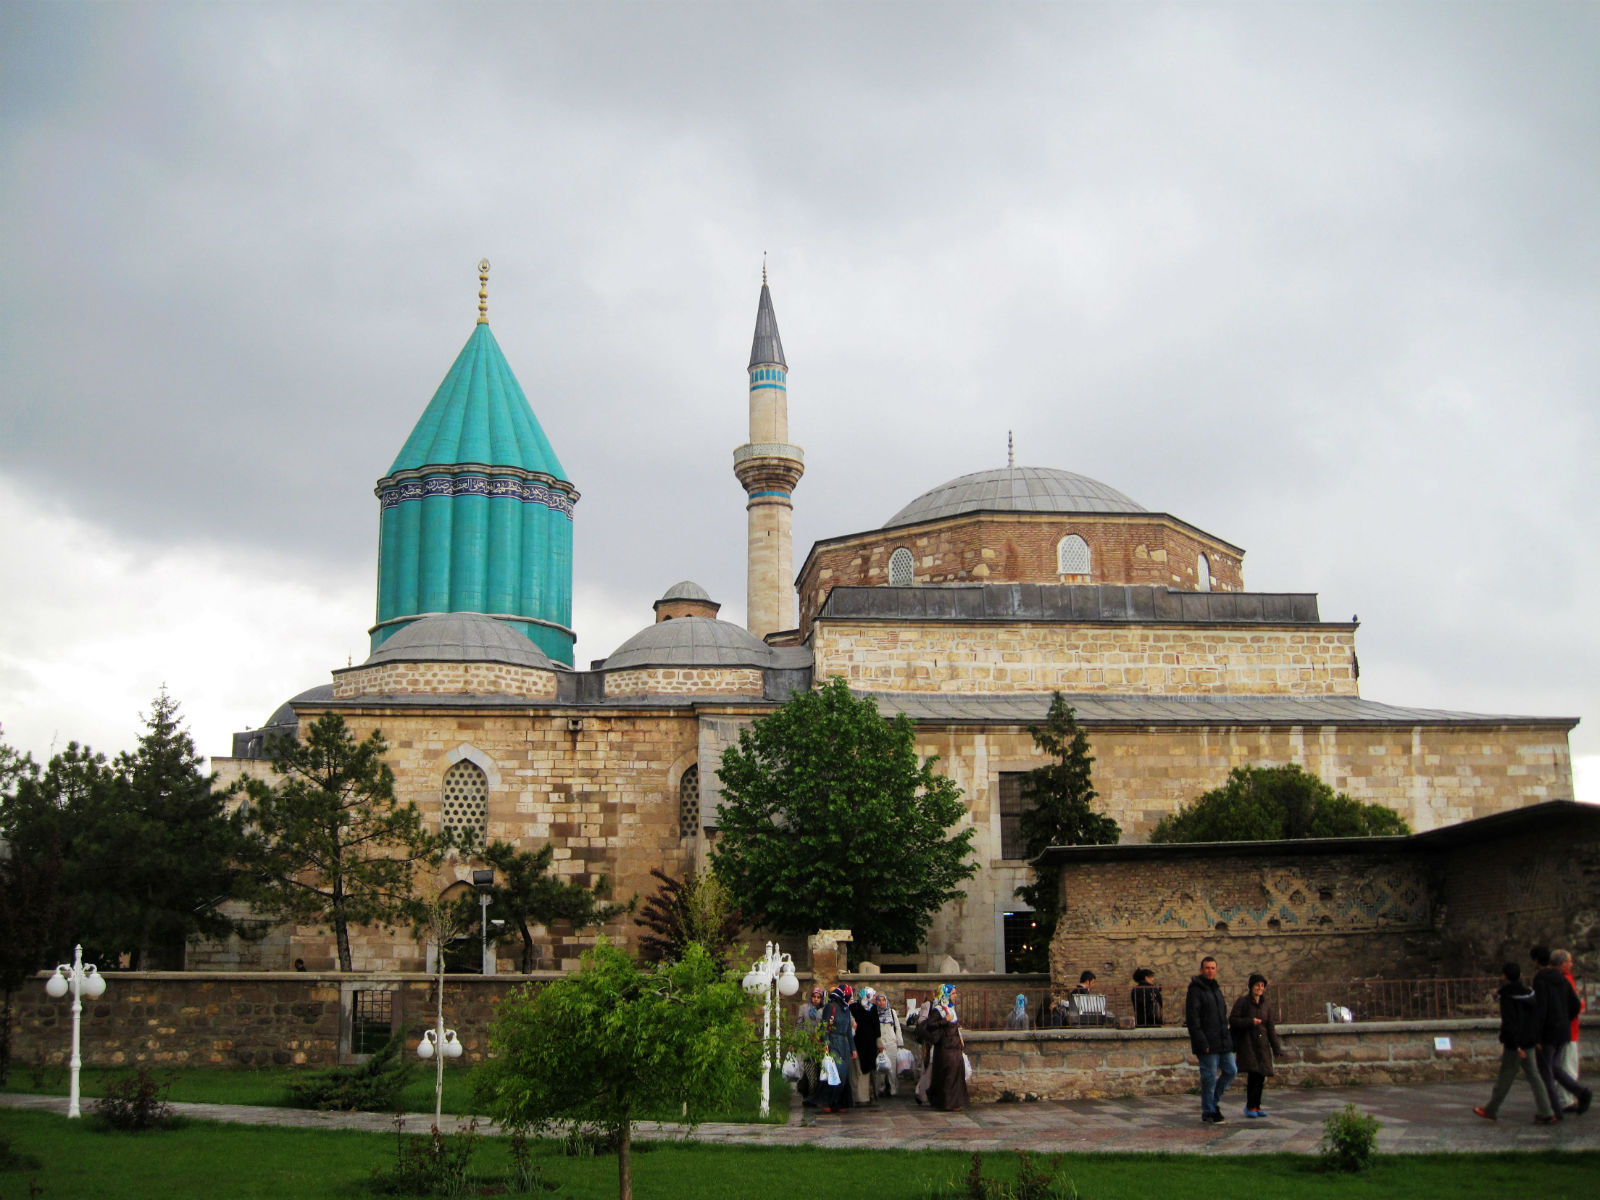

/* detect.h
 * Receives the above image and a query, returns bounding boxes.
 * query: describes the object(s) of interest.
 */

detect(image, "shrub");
[288,1029,415,1112]
[1319,1103,1381,1172]
[920,1152,1080,1200]
[94,1067,178,1131]
[373,1118,479,1197]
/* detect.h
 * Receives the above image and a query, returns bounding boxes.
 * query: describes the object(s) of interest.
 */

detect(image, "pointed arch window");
[678,764,700,838]
[441,760,488,845]
[889,547,915,586]
[1057,534,1090,575]
[1197,554,1212,592]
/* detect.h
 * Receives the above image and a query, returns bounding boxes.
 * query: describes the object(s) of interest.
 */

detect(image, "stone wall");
[603,667,765,699]
[811,622,1358,696]
[798,512,1243,633]
[331,660,558,699]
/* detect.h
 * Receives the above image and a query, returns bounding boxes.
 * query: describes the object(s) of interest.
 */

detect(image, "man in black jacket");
[1474,962,1556,1123]
[1185,955,1236,1123]
[1531,945,1592,1119]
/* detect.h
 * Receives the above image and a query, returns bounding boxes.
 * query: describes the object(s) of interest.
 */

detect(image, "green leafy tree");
[711,675,977,958]
[473,940,762,1200]
[1011,693,1119,971]
[459,840,633,973]
[239,713,441,970]
[0,729,66,1084]
[1150,764,1411,843]
[633,866,744,967]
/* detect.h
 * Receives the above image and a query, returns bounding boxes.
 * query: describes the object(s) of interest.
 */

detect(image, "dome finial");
[762,251,767,287]
[1007,430,1014,468]
[477,259,491,324]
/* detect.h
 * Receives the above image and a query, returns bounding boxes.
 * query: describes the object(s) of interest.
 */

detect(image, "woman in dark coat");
[920,983,969,1112]
[819,985,857,1113]
[851,987,882,1104]
[1130,967,1163,1027]
[1229,973,1285,1118]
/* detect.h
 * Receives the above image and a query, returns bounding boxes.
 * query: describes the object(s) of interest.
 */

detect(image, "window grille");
[678,764,700,838]
[350,989,394,1056]
[441,760,489,844]
[1057,534,1090,575]
[1197,554,1211,592]
[888,547,914,586]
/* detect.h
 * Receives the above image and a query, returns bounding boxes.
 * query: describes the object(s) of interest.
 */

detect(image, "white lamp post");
[741,941,799,1117]
[417,938,464,1125]
[44,944,108,1118]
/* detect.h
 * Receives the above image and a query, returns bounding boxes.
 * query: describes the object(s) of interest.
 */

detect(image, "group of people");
[796,982,969,1114]
[1474,945,1591,1125]
[1183,955,1286,1122]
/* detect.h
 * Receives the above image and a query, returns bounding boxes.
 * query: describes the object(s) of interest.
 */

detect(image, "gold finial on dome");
[477,258,491,324]
[1007,430,1014,468]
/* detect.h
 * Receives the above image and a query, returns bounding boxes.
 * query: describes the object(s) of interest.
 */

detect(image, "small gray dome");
[605,617,773,670]
[659,580,712,603]
[885,466,1146,529]
[366,614,553,668]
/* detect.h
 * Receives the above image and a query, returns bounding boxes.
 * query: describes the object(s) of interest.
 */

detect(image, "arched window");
[1057,534,1090,575]
[888,547,915,586]
[441,760,488,845]
[678,765,700,838]
[1196,553,1211,592]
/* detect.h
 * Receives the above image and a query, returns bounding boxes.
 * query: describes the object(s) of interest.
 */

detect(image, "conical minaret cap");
[748,282,787,370]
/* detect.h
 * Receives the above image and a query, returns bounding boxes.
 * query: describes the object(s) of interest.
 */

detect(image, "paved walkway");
[4,1081,1594,1155]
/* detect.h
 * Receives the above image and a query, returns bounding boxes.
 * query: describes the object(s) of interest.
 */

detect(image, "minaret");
[733,266,804,639]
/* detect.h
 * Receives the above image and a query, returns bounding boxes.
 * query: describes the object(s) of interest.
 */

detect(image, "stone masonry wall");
[331,661,558,699]
[799,513,1243,633]
[603,667,765,699]
[812,622,1358,695]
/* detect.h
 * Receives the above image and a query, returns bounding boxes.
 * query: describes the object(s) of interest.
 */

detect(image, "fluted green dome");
[388,323,567,477]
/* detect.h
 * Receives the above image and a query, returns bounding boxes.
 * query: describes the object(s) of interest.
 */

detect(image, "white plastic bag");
[821,1053,841,1086]
[963,1053,973,1081]
[896,1047,917,1074]
[781,1054,802,1082]
[876,1050,891,1073]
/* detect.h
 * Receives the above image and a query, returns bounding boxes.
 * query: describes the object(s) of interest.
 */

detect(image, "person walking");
[1554,948,1587,1114]
[872,989,906,1096]
[796,985,827,1106]
[818,984,857,1113]
[1474,961,1556,1124]
[921,983,969,1112]
[1185,955,1236,1123]
[1532,945,1592,1119]
[1229,973,1285,1118]
[851,987,882,1104]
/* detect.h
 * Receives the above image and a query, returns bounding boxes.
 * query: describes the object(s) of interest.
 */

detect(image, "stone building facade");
[207,270,1579,978]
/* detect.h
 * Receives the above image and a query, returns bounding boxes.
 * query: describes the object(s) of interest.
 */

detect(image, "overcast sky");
[2,1,1595,803]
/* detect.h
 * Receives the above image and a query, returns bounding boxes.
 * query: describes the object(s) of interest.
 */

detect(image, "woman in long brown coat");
[1229,972,1285,1118]
[921,983,969,1112]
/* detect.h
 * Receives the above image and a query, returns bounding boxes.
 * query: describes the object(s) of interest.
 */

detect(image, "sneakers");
[1202,1111,1219,1123]
[1210,1111,1226,1124]
[1579,1090,1593,1116]
[1244,1107,1267,1118]
[1473,1106,1496,1121]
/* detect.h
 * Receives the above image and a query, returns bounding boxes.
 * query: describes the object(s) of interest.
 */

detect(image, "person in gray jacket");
[1474,962,1556,1124]
[1184,955,1236,1123]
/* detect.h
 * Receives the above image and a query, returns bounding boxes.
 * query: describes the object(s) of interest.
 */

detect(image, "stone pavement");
[4,1080,1595,1155]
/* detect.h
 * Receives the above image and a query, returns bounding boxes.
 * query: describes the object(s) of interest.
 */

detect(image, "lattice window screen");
[441,760,488,843]
[678,765,700,838]
[889,547,915,586]
[1057,535,1090,575]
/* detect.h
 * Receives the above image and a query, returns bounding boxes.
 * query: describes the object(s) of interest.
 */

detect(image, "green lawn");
[2,1064,789,1124]
[3,1111,1597,1200]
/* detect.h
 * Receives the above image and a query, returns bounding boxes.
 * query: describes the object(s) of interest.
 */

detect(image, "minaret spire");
[733,266,804,639]
[476,258,490,324]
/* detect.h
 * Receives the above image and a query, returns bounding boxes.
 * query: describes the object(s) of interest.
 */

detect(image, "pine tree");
[463,840,632,972]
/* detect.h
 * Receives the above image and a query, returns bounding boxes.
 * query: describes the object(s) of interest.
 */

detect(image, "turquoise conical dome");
[372,315,578,665]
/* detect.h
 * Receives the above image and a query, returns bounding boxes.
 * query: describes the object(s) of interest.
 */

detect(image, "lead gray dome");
[884,465,1147,529]
[659,580,713,603]
[365,613,553,668]
[605,617,773,669]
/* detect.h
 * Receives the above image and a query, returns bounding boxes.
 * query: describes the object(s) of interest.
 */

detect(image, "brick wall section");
[603,667,765,699]
[813,622,1358,695]
[331,661,558,699]
[798,513,1244,635]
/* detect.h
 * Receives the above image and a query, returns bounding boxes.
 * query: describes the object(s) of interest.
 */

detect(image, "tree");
[633,866,744,967]
[1011,693,1119,971]
[1150,764,1411,843]
[239,713,441,970]
[463,840,633,973]
[711,676,977,958]
[473,940,761,1200]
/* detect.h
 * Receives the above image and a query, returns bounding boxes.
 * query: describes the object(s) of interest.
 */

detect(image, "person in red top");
[1554,948,1587,1114]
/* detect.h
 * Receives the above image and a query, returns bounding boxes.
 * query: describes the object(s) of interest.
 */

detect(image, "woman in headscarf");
[872,989,906,1097]
[851,986,882,1104]
[920,983,969,1112]
[819,984,857,1113]
[1005,993,1031,1030]
[796,984,827,1106]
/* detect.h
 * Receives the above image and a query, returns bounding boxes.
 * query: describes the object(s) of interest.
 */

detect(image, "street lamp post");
[741,942,799,1117]
[473,868,495,976]
[44,944,108,1118]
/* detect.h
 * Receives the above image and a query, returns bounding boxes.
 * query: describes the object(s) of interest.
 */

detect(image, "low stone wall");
[964,1019,1598,1101]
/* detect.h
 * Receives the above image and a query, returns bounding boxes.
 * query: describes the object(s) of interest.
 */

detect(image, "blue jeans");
[1198,1052,1237,1115]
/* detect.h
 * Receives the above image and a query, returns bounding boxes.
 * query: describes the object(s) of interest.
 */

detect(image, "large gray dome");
[605,617,773,670]
[659,580,712,603]
[885,466,1147,529]
[366,613,553,668]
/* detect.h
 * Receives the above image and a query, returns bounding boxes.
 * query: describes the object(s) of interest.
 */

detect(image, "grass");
[3,1111,1598,1200]
[1,1064,790,1123]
